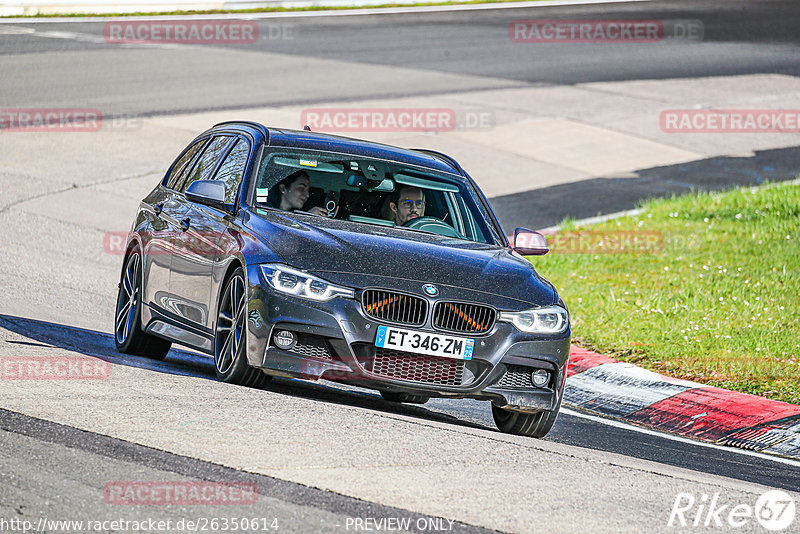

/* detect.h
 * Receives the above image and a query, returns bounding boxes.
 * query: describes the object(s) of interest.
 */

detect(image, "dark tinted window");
[164,138,207,190]
[178,136,232,193]
[214,139,250,204]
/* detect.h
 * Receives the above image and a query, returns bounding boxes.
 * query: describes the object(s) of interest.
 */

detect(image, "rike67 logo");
[669,490,796,531]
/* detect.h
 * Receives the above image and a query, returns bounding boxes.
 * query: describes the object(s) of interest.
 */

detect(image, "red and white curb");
[564,346,800,460]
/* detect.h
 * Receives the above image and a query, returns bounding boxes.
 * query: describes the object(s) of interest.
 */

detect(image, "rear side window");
[214,139,251,204]
[178,136,232,193]
[164,138,207,190]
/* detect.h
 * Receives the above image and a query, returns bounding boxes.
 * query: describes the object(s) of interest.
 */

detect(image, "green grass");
[531,181,800,404]
[4,0,540,18]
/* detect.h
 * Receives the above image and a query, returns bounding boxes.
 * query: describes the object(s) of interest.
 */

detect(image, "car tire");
[114,248,172,360]
[380,391,429,404]
[491,404,560,438]
[214,267,271,388]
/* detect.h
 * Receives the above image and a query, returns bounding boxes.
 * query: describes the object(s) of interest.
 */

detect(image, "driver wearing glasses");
[389,186,426,226]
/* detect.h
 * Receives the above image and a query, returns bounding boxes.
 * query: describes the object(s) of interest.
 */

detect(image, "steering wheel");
[403,216,464,238]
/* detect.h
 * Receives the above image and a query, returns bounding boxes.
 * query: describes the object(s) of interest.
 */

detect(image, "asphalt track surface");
[0,0,800,115]
[2,313,797,494]
[2,0,800,532]
[3,0,800,111]
[3,0,800,230]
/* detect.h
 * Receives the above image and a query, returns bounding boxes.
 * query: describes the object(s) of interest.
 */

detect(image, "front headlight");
[260,264,354,302]
[498,305,569,334]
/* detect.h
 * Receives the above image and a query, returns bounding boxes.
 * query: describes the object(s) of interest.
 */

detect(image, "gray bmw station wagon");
[115,121,571,438]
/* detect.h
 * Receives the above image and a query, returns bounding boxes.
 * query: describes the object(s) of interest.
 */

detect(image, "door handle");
[153,203,163,216]
[180,218,191,231]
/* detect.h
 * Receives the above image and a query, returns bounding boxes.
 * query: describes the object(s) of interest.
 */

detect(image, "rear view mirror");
[347,174,394,192]
[512,227,549,256]
[346,174,367,188]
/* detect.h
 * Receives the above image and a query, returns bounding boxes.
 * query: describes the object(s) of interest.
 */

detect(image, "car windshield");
[250,147,503,245]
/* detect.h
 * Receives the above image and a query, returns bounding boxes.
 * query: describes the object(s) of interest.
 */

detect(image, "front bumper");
[244,264,571,411]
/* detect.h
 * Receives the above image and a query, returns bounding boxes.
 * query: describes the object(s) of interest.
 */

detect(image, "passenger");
[269,170,330,217]
[389,186,425,225]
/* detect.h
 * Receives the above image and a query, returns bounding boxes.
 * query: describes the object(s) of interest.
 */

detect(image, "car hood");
[243,209,556,307]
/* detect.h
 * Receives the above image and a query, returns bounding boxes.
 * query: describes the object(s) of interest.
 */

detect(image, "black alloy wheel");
[114,249,171,360]
[214,267,270,388]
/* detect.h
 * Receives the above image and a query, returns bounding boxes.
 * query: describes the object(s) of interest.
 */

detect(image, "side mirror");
[511,227,549,256]
[185,180,232,212]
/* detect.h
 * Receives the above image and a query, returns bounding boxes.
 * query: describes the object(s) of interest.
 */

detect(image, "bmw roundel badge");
[422,284,439,297]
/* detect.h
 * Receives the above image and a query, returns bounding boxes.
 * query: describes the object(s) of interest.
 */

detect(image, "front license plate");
[375,325,474,360]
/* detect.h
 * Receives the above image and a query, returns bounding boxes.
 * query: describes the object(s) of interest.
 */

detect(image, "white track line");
[561,407,800,467]
[0,0,653,23]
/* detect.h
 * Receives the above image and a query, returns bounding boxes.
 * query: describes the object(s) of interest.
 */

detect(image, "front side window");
[250,148,502,245]
[214,139,251,204]
[178,136,232,193]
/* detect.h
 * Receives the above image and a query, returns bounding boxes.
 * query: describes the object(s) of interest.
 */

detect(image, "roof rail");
[212,120,269,141]
[410,148,464,176]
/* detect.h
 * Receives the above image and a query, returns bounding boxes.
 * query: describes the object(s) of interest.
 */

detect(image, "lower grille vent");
[369,348,463,385]
[273,333,333,361]
[496,365,534,388]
